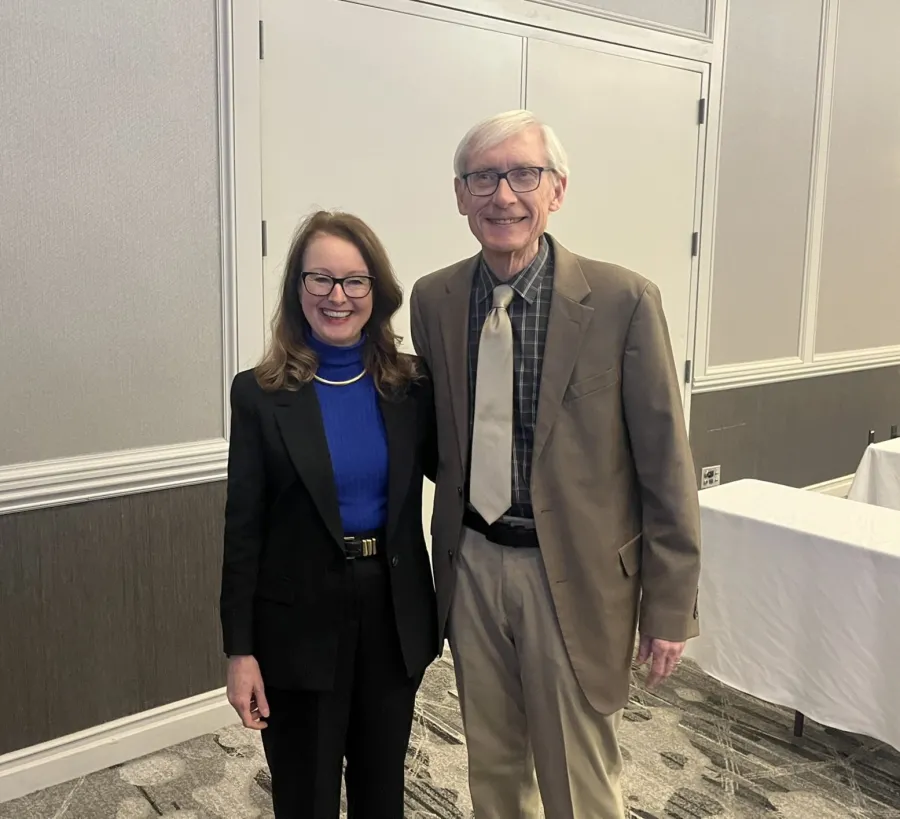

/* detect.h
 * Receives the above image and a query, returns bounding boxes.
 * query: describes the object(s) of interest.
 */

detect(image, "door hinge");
[258,20,265,60]
[698,97,706,125]
[261,220,268,258]
[684,359,693,384]
[691,231,699,257]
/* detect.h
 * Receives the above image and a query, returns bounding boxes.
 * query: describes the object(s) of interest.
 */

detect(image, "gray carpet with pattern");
[3,656,900,818]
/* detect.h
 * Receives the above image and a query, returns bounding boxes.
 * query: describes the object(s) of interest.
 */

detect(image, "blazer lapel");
[274,384,344,550]
[379,392,416,544]
[439,254,479,473]
[533,239,594,463]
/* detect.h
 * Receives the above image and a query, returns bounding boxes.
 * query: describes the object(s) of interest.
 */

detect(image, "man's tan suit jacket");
[409,235,701,714]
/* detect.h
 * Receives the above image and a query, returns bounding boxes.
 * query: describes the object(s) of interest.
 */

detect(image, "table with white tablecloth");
[684,479,900,751]
[848,436,900,511]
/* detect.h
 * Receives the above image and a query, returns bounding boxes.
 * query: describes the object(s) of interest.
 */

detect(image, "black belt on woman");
[343,529,384,559]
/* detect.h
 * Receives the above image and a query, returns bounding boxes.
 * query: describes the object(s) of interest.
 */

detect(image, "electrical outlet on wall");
[701,465,721,488]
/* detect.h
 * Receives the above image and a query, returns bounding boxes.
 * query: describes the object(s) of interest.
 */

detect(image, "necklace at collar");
[313,370,366,387]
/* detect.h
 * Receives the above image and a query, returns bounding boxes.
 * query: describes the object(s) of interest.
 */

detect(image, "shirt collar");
[475,235,551,306]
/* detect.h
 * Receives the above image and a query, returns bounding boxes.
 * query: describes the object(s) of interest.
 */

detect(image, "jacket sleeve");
[411,283,438,483]
[419,364,438,483]
[621,282,701,643]
[219,373,267,656]
[410,281,432,365]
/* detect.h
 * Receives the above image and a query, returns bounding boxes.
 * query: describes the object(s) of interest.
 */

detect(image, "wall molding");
[0,440,229,516]
[523,0,713,40]
[797,0,840,365]
[217,0,240,434]
[693,345,900,393]
[345,0,718,61]
[688,0,728,383]
[813,345,900,369]
[232,0,266,374]
[0,689,235,805]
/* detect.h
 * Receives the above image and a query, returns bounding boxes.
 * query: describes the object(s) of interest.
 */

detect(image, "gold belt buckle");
[344,536,377,558]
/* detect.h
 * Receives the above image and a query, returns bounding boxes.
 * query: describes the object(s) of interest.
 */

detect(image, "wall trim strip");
[0,689,235,806]
[693,344,900,393]
[343,0,718,61]
[520,0,714,40]
[0,440,229,517]
[797,0,840,365]
[217,0,240,435]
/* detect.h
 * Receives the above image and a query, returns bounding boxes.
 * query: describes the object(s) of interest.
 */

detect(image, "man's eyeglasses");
[460,166,550,197]
[301,272,374,298]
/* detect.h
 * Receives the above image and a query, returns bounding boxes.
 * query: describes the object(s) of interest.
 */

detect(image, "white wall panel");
[707,0,823,366]
[815,0,900,355]
[0,0,224,467]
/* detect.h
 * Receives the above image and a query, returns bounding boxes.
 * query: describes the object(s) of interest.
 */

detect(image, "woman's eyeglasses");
[301,272,374,298]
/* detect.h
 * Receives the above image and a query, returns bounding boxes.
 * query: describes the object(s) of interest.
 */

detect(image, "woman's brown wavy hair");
[255,210,419,396]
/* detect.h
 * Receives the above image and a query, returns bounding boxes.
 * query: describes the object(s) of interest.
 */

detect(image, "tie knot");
[492,284,515,310]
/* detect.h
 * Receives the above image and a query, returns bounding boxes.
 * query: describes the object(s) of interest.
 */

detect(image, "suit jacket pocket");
[255,576,296,605]
[563,367,618,404]
[618,534,643,577]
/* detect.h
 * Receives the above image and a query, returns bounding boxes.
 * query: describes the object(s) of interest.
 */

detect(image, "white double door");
[259,1,704,393]
[258,1,705,537]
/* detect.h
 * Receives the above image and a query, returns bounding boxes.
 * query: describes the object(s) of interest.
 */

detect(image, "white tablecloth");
[848,437,900,511]
[684,479,900,751]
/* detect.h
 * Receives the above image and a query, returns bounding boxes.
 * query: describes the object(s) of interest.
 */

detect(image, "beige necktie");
[470,284,515,524]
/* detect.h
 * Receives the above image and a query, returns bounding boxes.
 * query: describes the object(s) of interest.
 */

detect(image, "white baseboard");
[806,474,855,498]
[0,688,235,805]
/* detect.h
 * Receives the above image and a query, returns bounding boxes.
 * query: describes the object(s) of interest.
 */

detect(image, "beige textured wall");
[0,0,224,467]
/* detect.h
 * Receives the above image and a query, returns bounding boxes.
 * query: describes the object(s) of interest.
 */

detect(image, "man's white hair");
[453,109,570,180]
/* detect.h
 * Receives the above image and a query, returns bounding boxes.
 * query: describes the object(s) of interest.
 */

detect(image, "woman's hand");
[226,655,270,730]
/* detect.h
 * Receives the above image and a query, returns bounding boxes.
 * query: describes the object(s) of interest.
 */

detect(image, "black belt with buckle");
[463,509,539,549]
[343,530,382,559]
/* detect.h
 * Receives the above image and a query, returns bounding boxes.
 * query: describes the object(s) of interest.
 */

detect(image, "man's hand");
[226,655,270,730]
[636,635,685,688]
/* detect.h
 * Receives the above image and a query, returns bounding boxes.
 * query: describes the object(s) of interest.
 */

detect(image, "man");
[409,109,701,819]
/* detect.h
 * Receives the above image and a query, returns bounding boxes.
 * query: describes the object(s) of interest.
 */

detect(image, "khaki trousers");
[449,528,626,819]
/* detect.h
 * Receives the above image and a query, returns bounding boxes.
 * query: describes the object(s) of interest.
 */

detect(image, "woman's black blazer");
[219,360,439,690]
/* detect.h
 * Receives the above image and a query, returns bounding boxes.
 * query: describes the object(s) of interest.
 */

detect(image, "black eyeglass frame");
[459,166,552,196]
[300,271,375,298]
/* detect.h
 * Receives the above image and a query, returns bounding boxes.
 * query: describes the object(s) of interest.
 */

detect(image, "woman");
[219,210,438,818]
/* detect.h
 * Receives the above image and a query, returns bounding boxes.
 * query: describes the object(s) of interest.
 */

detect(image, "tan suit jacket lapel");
[533,240,594,463]
[438,253,479,473]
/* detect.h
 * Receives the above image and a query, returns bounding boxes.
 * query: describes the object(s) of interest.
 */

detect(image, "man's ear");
[548,174,568,213]
[454,177,467,216]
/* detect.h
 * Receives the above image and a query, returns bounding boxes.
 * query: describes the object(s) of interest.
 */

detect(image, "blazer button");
[457,486,463,497]
[391,555,399,568]
[448,549,455,560]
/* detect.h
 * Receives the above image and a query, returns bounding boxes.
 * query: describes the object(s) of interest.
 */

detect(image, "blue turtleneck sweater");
[308,333,389,534]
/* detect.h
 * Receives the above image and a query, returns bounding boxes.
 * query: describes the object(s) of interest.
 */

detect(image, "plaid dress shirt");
[467,236,554,520]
